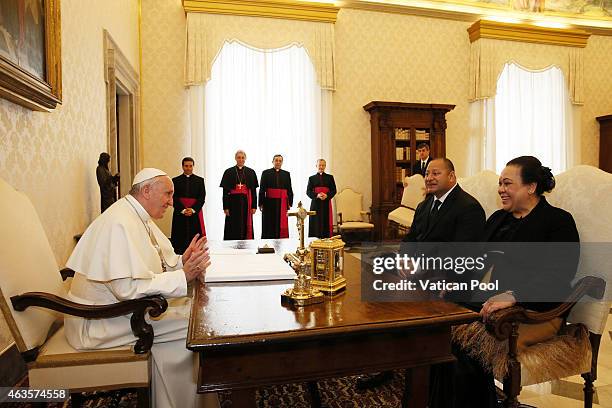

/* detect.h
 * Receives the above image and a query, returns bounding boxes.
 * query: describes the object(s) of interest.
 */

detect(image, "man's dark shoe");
[355,371,394,390]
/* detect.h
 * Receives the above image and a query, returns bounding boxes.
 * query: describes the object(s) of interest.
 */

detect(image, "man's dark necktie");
[429,199,442,224]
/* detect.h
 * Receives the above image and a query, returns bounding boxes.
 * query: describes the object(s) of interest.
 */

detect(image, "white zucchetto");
[132,168,167,186]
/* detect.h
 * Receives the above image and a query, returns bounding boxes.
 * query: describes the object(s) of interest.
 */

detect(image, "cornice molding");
[337,1,612,36]
[468,19,590,47]
[182,0,340,23]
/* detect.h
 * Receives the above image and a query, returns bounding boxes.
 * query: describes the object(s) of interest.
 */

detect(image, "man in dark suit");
[411,143,433,177]
[356,158,486,391]
[404,158,485,243]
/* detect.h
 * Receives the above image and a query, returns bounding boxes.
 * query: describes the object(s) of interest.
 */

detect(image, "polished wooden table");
[187,240,479,407]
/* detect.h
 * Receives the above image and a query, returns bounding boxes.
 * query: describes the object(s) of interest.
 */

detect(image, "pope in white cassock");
[64,168,219,408]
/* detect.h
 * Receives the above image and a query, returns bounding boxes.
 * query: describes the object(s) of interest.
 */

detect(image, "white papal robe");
[65,195,218,408]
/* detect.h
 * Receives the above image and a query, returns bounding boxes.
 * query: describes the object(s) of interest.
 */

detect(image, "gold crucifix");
[287,201,316,262]
[282,202,323,306]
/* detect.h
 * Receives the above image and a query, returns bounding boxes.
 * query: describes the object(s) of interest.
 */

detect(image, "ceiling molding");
[468,19,591,47]
[337,1,612,36]
[182,0,340,23]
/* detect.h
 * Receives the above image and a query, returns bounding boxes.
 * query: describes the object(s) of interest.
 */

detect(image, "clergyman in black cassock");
[307,159,337,238]
[171,157,206,254]
[259,155,294,239]
[220,150,259,240]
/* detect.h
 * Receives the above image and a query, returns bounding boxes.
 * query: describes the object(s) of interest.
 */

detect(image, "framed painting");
[0,0,61,112]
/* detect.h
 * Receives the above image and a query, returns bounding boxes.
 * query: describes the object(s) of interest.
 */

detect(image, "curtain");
[469,38,584,105]
[189,41,332,240]
[467,98,496,176]
[185,12,336,90]
[472,62,575,175]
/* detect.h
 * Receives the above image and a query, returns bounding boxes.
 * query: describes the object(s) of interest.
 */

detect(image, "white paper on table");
[208,248,253,255]
[205,253,296,282]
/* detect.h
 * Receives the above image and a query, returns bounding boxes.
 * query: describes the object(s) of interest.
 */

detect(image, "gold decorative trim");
[337,1,612,36]
[182,0,339,23]
[33,348,149,368]
[0,0,62,111]
[138,0,145,167]
[468,19,590,47]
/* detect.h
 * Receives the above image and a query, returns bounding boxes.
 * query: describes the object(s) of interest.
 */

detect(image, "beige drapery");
[469,38,584,105]
[185,12,336,90]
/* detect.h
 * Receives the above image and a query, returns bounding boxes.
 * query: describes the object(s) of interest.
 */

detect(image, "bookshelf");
[363,101,455,240]
[597,115,612,173]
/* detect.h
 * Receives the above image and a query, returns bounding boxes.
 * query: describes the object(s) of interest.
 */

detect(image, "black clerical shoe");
[355,371,394,390]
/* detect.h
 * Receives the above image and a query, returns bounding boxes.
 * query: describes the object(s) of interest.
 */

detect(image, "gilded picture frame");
[0,0,62,112]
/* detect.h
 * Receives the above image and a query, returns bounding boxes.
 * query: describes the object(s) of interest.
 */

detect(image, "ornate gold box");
[309,236,346,294]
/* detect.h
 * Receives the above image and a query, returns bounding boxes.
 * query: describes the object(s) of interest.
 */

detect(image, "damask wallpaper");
[0,0,139,355]
[141,0,189,235]
[582,35,612,167]
[332,9,472,208]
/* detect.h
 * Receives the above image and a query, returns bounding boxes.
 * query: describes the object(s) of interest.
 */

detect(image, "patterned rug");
[226,371,406,407]
[6,371,406,407]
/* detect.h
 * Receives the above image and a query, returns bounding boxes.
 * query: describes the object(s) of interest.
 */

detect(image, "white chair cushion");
[457,170,501,219]
[29,326,149,391]
[401,174,426,209]
[0,178,64,352]
[339,222,374,230]
[388,207,415,227]
[551,166,612,334]
[335,189,364,222]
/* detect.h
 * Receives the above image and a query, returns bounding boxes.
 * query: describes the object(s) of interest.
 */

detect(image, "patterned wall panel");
[332,9,472,208]
[140,0,190,235]
[141,0,189,174]
[0,0,139,355]
[582,35,612,167]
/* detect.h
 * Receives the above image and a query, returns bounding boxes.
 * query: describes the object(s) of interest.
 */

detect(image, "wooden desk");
[188,240,479,407]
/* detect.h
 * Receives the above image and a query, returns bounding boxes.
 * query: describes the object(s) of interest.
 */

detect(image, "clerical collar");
[126,195,151,222]
[185,174,191,177]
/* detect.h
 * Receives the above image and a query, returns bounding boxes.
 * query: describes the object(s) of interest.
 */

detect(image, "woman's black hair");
[506,156,555,195]
[98,152,111,168]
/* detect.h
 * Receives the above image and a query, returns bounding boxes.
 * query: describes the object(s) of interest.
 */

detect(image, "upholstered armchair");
[335,188,374,243]
[458,170,501,219]
[388,174,426,235]
[0,177,167,407]
[457,166,612,408]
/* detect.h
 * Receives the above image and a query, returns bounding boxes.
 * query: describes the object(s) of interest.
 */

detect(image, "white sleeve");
[106,270,187,300]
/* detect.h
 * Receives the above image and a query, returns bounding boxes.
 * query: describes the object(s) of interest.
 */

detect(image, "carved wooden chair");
[462,166,612,408]
[388,174,425,236]
[0,177,166,407]
[335,188,374,244]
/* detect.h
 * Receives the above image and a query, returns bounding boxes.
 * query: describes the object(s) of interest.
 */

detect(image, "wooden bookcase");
[363,101,455,241]
[597,115,612,173]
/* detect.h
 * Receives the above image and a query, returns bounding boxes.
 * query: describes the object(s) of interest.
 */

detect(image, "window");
[202,41,328,238]
[492,62,572,174]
